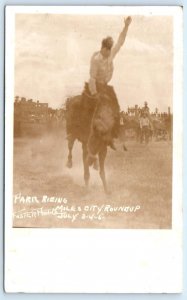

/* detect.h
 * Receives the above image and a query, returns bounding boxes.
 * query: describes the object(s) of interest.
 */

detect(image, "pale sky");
[15,14,173,112]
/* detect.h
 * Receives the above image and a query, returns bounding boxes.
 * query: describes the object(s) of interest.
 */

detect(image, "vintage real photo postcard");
[5,6,183,293]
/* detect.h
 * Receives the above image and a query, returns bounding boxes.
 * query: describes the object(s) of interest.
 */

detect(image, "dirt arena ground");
[13,129,172,229]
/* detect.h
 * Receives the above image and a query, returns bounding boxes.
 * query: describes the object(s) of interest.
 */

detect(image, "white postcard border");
[5,6,183,293]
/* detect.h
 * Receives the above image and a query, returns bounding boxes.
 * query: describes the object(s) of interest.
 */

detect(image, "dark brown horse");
[65,86,119,193]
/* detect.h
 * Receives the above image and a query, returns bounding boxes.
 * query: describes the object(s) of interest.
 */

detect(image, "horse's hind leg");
[99,146,109,194]
[82,143,90,188]
[66,136,75,168]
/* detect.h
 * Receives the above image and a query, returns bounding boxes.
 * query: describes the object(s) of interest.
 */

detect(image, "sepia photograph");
[4,6,183,293]
[12,10,174,229]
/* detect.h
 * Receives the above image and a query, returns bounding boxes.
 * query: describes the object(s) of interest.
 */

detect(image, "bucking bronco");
[65,16,132,193]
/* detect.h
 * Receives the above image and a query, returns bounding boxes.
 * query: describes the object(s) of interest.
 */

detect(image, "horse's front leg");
[82,143,90,188]
[99,145,109,194]
[66,136,75,168]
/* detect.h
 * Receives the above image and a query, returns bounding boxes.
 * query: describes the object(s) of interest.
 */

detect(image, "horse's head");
[86,93,118,165]
[92,94,118,135]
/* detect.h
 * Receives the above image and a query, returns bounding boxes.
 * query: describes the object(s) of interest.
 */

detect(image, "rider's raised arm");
[111,16,132,59]
[88,53,99,95]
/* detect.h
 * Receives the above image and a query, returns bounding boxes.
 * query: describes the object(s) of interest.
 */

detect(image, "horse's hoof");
[66,160,72,168]
[109,141,116,151]
[93,158,99,171]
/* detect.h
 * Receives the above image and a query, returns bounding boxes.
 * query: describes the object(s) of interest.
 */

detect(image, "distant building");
[127,105,141,116]
[14,97,49,122]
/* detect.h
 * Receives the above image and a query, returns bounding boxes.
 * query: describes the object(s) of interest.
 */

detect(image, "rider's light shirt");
[89,52,114,89]
[88,35,125,95]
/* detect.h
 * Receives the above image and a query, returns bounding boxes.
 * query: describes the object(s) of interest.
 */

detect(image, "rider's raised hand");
[124,16,132,27]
